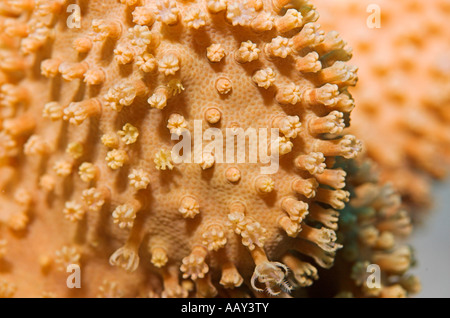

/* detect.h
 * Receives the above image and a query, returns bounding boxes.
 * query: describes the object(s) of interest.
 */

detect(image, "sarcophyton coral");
[315,0,450,207]
[0,0,363,297]
[308,158,420,298]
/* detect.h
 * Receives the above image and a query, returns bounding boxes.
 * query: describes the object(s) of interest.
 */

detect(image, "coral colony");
[0,0,447,298]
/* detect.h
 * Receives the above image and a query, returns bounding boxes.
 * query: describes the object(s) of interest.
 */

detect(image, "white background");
[410,181,450,297]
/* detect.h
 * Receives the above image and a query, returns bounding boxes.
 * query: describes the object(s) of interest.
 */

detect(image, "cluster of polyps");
[324,158,420,298]
[0,0,367,297]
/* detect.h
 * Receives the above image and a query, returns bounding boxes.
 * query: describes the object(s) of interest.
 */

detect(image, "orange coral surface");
[0,0,366,297]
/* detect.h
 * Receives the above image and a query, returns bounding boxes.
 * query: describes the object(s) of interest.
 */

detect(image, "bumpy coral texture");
[316,0,450,206]
[0,0,363,297]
